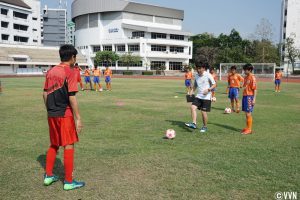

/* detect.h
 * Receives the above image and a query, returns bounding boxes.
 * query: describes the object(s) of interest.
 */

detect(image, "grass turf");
[0,77,299,200]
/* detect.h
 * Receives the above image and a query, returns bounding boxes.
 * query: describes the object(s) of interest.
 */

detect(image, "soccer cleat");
[241,128,248,133]
[44,174,59,186]
[236,109,240,113]
[185,122,197,129]
[64,180,85,191]
[241,129,252,135]
[200,127,208,133]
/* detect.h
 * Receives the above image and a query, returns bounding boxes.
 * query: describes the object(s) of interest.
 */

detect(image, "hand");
[203,89,209,95]
[252,99,256,106]
[76,118,83,133]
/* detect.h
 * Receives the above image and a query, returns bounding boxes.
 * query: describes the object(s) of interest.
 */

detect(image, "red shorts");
[48,117,79,147]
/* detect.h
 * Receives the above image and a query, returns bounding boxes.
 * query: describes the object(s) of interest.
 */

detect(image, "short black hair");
[86,66,89,69]
[75,63,78,66]
[231,65,237,70]
[243,63,254,72]
[59,44,78,62]
[94,66,98,69]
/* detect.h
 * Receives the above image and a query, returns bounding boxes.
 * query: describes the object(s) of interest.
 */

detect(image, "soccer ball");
[224,108,232,114]
[211,97,216,102]
[165,129,176,139]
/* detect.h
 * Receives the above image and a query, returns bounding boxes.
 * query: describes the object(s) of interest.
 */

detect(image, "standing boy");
[104,65,113,91]
[74,63,84,91]
[275,69,283,92]
[43,44,85,190]
[84,66,92,90]
[185,68,193,95]
[228,66,244,113]
[185,64,217,133]
[209,68,218,101]
[241,63,257,135]
[92,66,103,92]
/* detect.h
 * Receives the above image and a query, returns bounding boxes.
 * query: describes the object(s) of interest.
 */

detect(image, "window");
[1,8,8,15]
[128,45,140,52]
[169,62,182,70]
[13,24,28,31]
[116,45,125,52]
[1,21,9,28]
[283,33,286,39]
[32,17,38,20]
[13,11,28,20]
[33,39,38,42]
[14,36,29,43]
[170,34,184,40]
[103,45,112,51]
[151,45,167,52]
[33,28,37,31]
[1,34,9,40]
[132,31,144,38]
[151,32,167,39]
[151,61,166,70]
[170,46,184,53]
[118,61,142,67]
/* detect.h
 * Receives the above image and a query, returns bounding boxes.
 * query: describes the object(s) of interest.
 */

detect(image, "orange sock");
[246,115,253,130]
[236,101,240,111]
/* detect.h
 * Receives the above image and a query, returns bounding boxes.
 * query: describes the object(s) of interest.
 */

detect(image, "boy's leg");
[235,98,240,113]
[191,105,198,124]
[201,111,208,127]
[46,145,59,176]
[64,144,74,182]
[231,99,235,111]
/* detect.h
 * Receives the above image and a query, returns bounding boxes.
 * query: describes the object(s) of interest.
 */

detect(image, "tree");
[194,47,219,68]
[119,52,141,71]
[255,18,274,42]
[94,51,119,67]
[285,34,300,73]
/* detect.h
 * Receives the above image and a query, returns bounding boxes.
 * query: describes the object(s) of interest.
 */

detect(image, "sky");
[41,0,282,42]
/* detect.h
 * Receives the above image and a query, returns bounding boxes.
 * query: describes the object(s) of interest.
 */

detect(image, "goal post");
[219,63,277,81]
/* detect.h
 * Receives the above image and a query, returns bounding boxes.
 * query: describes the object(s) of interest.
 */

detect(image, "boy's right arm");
[69,96,83,133]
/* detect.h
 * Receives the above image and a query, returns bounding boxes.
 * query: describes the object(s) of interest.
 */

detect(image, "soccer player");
[209,68,218,101]
[84,66,92,90]
[241,63,257,135]
[184,68,193,95]
[275,69,283,92]
[185,63,217,133]
[228,66,244,113]
[226,71,232,94]
[43,44,85,190]
[92,66,103,92]
[74,63,84,91]
[104,65,113,91]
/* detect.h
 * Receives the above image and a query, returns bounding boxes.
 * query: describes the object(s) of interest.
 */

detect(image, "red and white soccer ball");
[165,129,176,139]
[224,107,232,114]
[211,97,217,102]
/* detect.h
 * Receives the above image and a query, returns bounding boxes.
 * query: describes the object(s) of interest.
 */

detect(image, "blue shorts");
[242,96,254,113]
[275,79,281,85]
[228,88,240,99]
[185,80,192,87]
[93,76,100,84]
[84,76,91,83]
[105,76,111,83]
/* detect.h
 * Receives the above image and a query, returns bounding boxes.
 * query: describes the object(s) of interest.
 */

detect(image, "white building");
[280,0,300,71]
[72,0,193,71]
[67,21,75,45]
[0,0,41,46]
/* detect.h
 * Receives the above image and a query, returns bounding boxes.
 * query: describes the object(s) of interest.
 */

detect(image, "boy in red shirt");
[241,64,257,135]
[43,45,85,190]
[275,69,283,92]
[74,63,84,91]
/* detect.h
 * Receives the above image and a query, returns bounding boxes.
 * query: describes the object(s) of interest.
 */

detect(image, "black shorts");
[192,98,211,112]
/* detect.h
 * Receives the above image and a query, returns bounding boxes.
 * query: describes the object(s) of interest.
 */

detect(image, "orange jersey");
[93,69,101,77]
[185,72,193,80]
[228,73,244,88]
[104,69,112,77]
[243,74,257,96]
[84,69,91,77]
[275,72,283,80]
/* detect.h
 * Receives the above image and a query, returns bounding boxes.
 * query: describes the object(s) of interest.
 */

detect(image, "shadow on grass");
[36,154,65,182]
[175,92,186,95]
[166,120,194,132]
[209,122,240,132]
[212,106,226,111]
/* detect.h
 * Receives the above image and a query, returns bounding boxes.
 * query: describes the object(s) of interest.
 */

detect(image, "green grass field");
[0,77,299,200]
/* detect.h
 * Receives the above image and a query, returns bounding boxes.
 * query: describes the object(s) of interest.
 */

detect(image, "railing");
[17,68,43,75]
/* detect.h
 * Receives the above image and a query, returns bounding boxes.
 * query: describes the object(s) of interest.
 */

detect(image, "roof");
[0,0,31,9]
[72,0,184,21]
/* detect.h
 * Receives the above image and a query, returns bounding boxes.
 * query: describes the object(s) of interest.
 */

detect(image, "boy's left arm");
[253,90,257,105]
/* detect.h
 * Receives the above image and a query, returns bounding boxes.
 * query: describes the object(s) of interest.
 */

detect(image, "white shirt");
[194,71,216,100]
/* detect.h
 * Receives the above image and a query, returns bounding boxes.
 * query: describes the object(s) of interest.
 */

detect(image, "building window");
[132,31,144,38]
[151,45,167,52]
[13,11,28,20]
[14,36,29,43]
[103,45,112,51]
[128,45,140,52]
[169,62,183,70]
[1,34,9,40]
[284,21,287,28]
[32,17,38,20]
[283,33,286,39]
[118,61,142,67]
[1,8,8,15]
[170,34,184,40]
[33,39,38,42]
[33,28,37,31]
[151,32,167,39]
[285,9,287,16]
[13,24,28,31]
[116,45,126,52]
[170,46,184,53]
[1,21,9,28]
[151,61,166,70]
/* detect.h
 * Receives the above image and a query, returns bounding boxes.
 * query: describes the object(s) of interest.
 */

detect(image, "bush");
[123,71,133,75]
[292,71,300,75]
[142,71,154,75]
[156,71,162,75]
